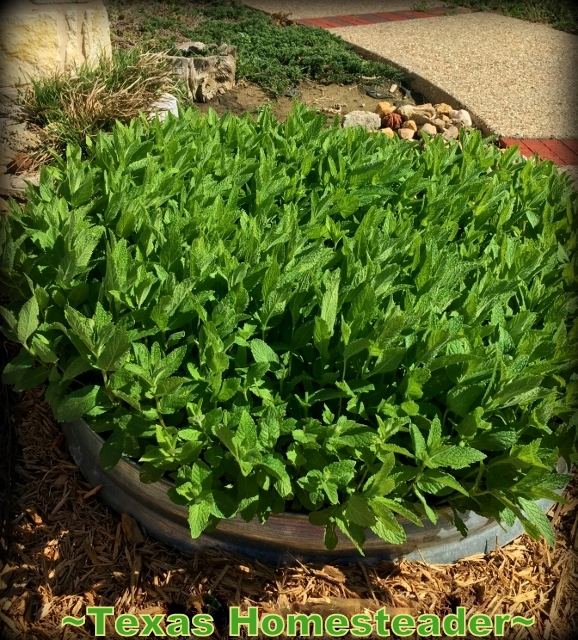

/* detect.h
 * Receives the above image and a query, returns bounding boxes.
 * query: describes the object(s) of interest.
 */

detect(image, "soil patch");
[194,78,413,121]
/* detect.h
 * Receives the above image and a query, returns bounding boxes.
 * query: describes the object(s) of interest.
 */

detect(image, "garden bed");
[1,387,577,639]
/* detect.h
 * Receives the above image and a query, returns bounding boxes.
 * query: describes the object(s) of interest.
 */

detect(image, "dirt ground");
[194,77,410,121]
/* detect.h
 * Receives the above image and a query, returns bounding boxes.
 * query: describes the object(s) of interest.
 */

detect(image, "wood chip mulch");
[0,386,577,639]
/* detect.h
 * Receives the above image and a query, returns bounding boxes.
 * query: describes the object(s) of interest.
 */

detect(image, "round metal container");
[62,419,565,565]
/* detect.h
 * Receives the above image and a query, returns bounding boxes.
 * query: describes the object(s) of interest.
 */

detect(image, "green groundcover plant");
[1,104,577,553]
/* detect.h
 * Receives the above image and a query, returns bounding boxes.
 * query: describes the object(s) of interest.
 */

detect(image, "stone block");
[81,7,112,64]
[0,11,61,85]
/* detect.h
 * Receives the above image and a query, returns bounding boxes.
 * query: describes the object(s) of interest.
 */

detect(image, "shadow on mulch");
[0,382,576,639]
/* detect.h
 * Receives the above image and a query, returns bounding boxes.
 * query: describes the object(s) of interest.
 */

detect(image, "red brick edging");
[294,7,470,28]
[499,138,578,166]
[292,9,578,166]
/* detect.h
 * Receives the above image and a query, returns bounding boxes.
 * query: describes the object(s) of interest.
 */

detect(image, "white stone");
[342,110,381,131]
[149,93,179,121]
[457,109,472,127]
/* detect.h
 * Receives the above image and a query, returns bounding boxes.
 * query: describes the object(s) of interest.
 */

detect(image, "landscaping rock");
[381,127,395,138]
[457,109,473,127]
[188,50,237,102]
[343,111,381,131]
[397,104,414,121]
[435,102,453,116]
[397,103,436,126]
[432,118,447,132]
[176,41,207,55]
[401,120,417,132]
[375,101,396,118]
[398,128,415,140]
[449,108,472,127]
[167,44,237,102]
[442,125,460,140]
[0,171,39,198]
[418,123,437,137]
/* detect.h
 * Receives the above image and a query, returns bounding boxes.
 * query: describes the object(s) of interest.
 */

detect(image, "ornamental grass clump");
[1,104,576,553]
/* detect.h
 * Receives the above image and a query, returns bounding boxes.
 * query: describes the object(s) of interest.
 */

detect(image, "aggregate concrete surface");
[243,0,447,19]
[333,12,578,139]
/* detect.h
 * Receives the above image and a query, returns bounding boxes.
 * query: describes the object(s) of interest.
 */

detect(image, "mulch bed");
[0,386,576,639]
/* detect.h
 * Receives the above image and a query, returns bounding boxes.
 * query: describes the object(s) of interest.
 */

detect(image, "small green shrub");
[1,105,576,552]
[443,0,578,33]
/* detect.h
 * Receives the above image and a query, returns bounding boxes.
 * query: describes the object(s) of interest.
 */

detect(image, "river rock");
[432,118,446,132]
[435,102,453,116]
[442,125,460,140]
[381,127,395,138]
[375,101,396,117]
[457,109,472,127]
[401,120,417,132]
[343,111,381,131]
[418,123,437,137]
[398,128,415,140]
[396,104,414,121]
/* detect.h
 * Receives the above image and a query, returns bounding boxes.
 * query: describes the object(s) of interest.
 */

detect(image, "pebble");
[342,110,381,130]
[432,118,447,132]
[435,103,453,116]
[398,128,415,140]
[442,125,460,140]
[375,101,396,117]
[401,120,417,132]
[418,123,437,137]
[457,109,473,127]
[381,127,395,138]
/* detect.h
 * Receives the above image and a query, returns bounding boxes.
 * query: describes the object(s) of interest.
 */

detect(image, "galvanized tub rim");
[62,419,566,565]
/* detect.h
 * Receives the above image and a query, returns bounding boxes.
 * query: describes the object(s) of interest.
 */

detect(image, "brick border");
[499,138,578,166]
[294,7,472,28]
[290,9,578,166]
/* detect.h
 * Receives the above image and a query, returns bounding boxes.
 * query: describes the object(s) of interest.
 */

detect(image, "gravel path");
[243,0,447,19]
[333,13,578,138]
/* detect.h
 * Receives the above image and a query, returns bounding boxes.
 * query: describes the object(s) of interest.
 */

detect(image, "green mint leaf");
[250,339,279,364]
[428,446,486,470]
[188,500,213,539]
[17,295,39,344]
[53,385,101,422]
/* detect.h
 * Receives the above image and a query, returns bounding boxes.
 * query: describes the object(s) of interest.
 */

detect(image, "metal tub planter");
[62,419,566,566]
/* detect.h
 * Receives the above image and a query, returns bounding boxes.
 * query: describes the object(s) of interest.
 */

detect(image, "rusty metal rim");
[61,419,566,565]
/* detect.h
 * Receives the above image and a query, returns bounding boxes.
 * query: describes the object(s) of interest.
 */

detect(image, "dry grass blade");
[17,48,184,158]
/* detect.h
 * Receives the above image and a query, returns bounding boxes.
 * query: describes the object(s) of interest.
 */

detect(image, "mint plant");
[1,104,576,553]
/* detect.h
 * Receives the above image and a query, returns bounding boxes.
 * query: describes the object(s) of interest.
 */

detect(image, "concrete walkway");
[244,0,578,175]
